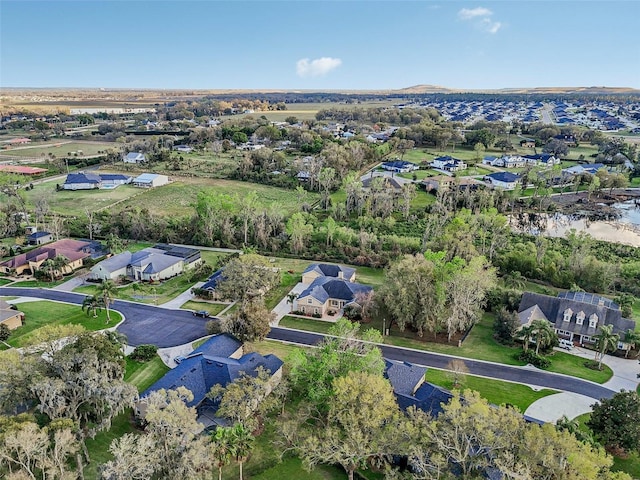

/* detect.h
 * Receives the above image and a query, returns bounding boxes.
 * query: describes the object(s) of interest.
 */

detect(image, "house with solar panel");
[518,291,636,350]
[62,172,132,190]
[135,333,283,429]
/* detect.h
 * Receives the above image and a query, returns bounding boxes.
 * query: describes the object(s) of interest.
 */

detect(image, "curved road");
[1,287,616,401]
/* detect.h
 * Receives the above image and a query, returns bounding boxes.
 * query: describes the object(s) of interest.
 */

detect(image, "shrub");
[0,324,10,342]
[206,319,221,335]
[130,344,158,362]
[518,350,550,369]
[312,313,322,318]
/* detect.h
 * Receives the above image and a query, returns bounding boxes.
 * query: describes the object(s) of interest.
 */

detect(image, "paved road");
[0,287,208,347]
[1,287,617,401]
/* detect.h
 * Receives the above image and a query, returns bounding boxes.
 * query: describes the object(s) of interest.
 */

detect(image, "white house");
[501,155,527,168]
[484,172,521,190]
[431,156,467,172]
[132,173,169,188]
[123,152,146,164]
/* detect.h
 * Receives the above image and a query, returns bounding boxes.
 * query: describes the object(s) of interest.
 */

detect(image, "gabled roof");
[64,172,101,184]
[92,251,133,273]
[303,263,356,280]
[133,173,162,183]
[298,277,372,304]
[141,336,283,408]
[0,299,23,324]
[190,333,242,358]
[0,238,93,269]
[487,172,521,183]
[28,231,52,240]
[125,152,145,161]
[202,269,225,291]
[361,176,404,190]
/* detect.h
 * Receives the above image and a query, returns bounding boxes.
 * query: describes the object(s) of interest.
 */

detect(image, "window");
[588,313,598,329]
[576,311,585,325]
[563,308,573,322]
[307,299,313,304]
[331,300,339,306]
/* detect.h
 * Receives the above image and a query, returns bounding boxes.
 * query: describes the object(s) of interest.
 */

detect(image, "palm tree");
[517,324,536,353]
[98,279,118,324]
[286,293,298,313]
[594,325,619,370]
[210,427,234,480]
[531,319,557,355]
[52,254,69,278]
[502,271,526,290]
[230,423,254,480]
[40,259,56,282]
[82,295,102,318]
[623,329,640,358]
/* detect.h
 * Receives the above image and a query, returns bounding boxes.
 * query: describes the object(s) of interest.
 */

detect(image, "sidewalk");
[524,346,639,422]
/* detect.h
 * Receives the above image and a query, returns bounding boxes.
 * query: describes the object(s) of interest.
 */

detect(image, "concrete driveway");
[271,282,307,324]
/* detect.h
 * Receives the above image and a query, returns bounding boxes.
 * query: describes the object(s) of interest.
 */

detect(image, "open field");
[0,140,117,159]
[113,176,320,217]
[180,300,228,316]
[1,300,121,348]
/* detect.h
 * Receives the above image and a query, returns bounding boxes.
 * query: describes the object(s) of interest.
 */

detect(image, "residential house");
[89,244,201,282]
[132,173,169,188]
[562,163,606,177]
[422,175,481,192]
[361,175,405,193]
[518,291,636,349]
[63,172,102,190]
[173,145,193,153]
[553,134,578,146]
[302,263,356,284]
[136,334,283,428]
[0,165,47,175]
[384,360,452,417]
[431,156,467,172]
[381,160,419,173]
[296,171,311,182]
[500,155,527,168]
[295,277,372,316]
[520,138,536,148]
[62,172,131,190]
[0,299,24,330]
[0,238,95,276]
[199,269,226,299]
[123,152,147,164]
[484,172,521,190]
[482,156,502,167]
[523,153,559,166]
[27,231,53,246]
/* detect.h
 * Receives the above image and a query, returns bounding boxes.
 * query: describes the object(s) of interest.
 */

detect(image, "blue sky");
[1,1,639,90]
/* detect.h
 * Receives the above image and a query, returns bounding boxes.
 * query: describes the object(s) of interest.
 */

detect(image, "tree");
[0,324,10,342]
[229,423,253,480]
[473,142,486,162]
[215,254,279,306]
[502,271,526,290]
[530,319,557,355]
[210,427,234,480]
[286,292,298,313]
[286,212,314,254]
[105,233,125,254]
[446,358,469,388]
[495,138,514,152]
[588,390,640,453]
[543,138,569,157]
[97,280,118,324]
[0,350,43,414]
[298,372,401,480]
[288,319,385,410]
[82,295,103,318]
[237,191,259,246]
[220,299,273,342]
[593,324,619,370]
[517,324,535,353]
[493,307,520,345]
[623,329,640,358]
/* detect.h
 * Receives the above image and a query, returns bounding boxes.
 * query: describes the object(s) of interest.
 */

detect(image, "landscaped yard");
[425,368,558,412]
[124,355,170,393]
[3,300,122,348]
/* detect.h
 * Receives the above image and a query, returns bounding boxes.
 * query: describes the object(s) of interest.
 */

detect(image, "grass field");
[75,274,196,305]
[3,300,122,348]
[113,177,320,217]
[0,140,116,159]
[425,368,558,412]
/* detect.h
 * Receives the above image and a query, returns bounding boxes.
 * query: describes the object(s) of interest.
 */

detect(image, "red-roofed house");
[7,138,31,145]
[0,238,93,276]
[0,165,47,175]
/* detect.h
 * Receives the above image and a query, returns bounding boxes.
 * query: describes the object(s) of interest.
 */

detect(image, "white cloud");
[458,6,502,34]
[458,7,492,20]
[296,57,342,78]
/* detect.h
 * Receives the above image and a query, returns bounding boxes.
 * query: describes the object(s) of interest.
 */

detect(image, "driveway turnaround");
[0,287,620,401]
[524,392,595,423]
[0,287,207,348]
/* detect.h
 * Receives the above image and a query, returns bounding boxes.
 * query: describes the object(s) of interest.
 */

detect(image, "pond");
[510,200,640,246]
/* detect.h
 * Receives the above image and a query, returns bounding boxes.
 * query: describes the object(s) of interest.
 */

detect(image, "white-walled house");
[133,173,169,188]
[123,152,146,164]
[484,172,521,190]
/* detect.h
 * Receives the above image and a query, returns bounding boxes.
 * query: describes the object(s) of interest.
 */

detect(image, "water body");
[511,200,640,247]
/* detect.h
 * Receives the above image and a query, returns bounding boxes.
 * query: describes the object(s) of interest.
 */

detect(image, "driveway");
[271,282,307,324]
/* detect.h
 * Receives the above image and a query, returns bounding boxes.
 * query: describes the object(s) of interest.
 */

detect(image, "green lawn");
[397,169,440,180]
[9,278,68,288]
[180,300,228,316]
[425,368,558,412]
[124,356,170,392]
[5,300,122,348]
[199,250,232,269]
[84,410,138,480]
[279,315,335,334]
[252,457,345,480]
[0,278,12,286]
[75,274,196,305]
[113,177,320,218]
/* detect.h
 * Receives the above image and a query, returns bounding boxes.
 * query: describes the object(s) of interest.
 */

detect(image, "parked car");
[193,310,210,318]
[559,339,574,350]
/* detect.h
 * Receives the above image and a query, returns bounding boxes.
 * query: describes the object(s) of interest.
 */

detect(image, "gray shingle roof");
[298,277,372,304]
[303,263,356,280]
[64,172,101,184]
